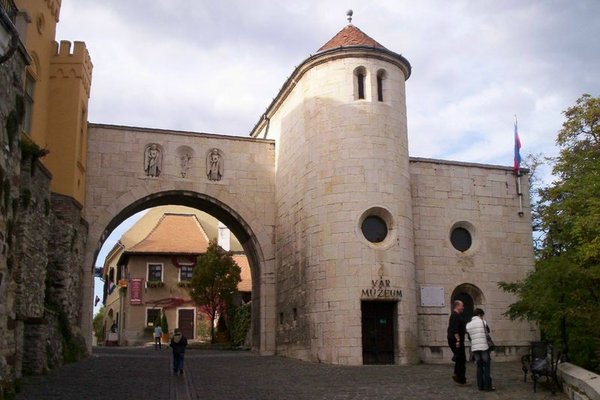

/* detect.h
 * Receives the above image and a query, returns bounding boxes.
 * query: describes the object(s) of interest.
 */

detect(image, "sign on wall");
[420,286,445,307]
[361,279,403,299]
[130,278,143,305]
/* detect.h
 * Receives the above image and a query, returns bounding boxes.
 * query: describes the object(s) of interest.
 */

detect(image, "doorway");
[361,301,396,364]
[178,309,195,339]
[452,292,474,323]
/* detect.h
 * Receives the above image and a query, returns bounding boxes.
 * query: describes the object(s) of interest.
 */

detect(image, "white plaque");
[420,286,445,307]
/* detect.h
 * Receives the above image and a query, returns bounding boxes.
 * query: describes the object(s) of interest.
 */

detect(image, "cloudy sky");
[55,0,600,169]
[55,1,599,313]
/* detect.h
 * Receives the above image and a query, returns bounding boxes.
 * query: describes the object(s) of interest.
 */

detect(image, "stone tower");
[251,23,418,365]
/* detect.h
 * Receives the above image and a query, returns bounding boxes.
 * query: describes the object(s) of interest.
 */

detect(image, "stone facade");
[1,3,90,394]
[0,9,28,394]
[410,158,538,363]
[82,25,538,367]
[84,125,277,354]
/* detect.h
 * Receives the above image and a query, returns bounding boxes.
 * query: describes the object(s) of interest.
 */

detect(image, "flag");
[94,295,101,307]
[513,118,522,173]
[108,280,117,295]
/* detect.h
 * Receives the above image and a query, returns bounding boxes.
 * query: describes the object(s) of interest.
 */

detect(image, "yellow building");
[16,0,92,205]
[102,206,251,345]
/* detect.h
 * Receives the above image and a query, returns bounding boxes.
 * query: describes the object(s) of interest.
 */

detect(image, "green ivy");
[5,111,18,150]
[20,141,49,175]
[20,189,31,209]
[3,180,10,210]
[227,303,251,347]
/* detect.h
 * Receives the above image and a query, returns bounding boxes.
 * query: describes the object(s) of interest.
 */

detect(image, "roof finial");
[346,9,353,24]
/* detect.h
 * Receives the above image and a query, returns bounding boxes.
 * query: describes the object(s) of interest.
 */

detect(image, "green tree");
[93,307,106,343]
[500,94,600,371]
[161,312,169,334]
[189,239,241,343]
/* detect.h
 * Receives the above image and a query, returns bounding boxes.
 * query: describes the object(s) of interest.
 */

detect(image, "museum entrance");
[361,301,396,364]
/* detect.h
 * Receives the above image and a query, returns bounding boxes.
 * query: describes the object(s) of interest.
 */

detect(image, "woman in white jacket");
[466,308,495,391]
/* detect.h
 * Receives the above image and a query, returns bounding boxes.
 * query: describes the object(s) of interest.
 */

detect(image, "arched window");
[376,69,386,102]
[354,67,366,100]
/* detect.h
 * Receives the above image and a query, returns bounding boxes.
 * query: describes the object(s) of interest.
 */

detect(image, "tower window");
[358,72,365,99]
[354,67,366,100]
[377,70,386,102]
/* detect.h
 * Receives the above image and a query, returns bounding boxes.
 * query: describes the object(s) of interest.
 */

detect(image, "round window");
[450,227,472,252]
[361,215,388,243]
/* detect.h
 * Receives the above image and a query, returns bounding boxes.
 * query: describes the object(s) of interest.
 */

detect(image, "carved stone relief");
[176,145,194,178]
[206,148,224,181]
[143,143,162,177]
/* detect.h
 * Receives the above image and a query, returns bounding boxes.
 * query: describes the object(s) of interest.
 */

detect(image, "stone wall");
[558,363,600,400]
[410,158,538,363]
[1,32,89,395]
[267,50,417,365]
[0,30,27,396]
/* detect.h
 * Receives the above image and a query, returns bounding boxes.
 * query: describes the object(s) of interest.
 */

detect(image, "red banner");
[130,278,143,305]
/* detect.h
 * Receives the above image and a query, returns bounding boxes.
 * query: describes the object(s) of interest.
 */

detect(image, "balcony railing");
[0,0,18,24]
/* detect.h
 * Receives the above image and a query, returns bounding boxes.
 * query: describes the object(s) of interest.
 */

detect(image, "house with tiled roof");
[102,206,251,345]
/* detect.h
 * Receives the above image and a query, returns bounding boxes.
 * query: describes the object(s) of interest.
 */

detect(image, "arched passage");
[451,283,486,324]
[85,190,275,355]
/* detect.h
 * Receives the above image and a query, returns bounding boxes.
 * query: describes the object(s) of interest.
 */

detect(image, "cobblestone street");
[15,347,565,400]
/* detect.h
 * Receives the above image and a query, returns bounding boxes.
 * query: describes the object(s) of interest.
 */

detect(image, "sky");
[53,1,600,313]
[55,0,600,168]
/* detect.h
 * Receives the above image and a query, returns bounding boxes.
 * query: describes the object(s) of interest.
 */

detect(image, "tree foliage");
[92,307,106,342]
[499,94,600,371]
[189,239,241,343]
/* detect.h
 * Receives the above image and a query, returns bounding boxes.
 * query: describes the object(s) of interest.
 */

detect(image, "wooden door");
[178,309,194,339]
[361,301,395,364]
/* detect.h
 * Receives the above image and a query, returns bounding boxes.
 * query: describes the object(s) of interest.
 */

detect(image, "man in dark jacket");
[447,300,467,385]
[169,328,188,375]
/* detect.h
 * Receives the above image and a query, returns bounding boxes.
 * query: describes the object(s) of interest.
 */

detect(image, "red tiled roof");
[318,24,387,52]
[127,214,209,254]
[232,255,251,292]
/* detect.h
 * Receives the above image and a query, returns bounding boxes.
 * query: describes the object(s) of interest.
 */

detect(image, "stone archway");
[91,190,272,352]
[451,283,486,324]
[82,124,276,355]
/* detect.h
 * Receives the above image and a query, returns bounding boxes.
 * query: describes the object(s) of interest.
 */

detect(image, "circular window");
[450,227,472,252]
[361,215,388,243]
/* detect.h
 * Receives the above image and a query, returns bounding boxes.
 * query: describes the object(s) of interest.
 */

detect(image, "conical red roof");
[318,24,386,52]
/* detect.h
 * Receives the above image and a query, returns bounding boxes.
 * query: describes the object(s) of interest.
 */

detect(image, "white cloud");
[53,0,600,170]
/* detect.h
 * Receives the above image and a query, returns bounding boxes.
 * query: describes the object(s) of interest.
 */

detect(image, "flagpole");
[514,115,524,217]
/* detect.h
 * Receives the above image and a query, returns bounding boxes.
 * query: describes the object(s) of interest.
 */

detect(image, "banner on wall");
[130,278,143,305]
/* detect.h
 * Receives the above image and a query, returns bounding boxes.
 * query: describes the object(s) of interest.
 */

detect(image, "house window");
[180,265,193,282]
[146,308,162,327]
[377,69,386,102]
[354,67,366,100]
[147,264,163,282]
[24,72,35,134]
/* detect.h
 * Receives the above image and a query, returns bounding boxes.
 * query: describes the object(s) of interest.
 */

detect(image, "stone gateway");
[84,21,537,366]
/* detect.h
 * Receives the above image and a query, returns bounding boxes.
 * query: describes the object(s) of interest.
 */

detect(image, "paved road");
[16,347,565,399]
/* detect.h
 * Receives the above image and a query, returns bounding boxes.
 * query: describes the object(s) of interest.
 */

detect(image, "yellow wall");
[16,0,92,206]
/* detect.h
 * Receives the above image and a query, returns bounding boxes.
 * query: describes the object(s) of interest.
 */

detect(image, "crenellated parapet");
[44,0,61,22]
[49,40,93,97]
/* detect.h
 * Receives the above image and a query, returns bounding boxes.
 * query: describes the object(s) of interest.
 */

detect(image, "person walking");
[447,300,467,385]
[466,308,495,391]
[154,324,163,350]
[170,328,188,376]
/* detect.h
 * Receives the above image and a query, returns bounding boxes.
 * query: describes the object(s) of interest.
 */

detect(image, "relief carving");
[144,143,162,177]
[206,148,224,181]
